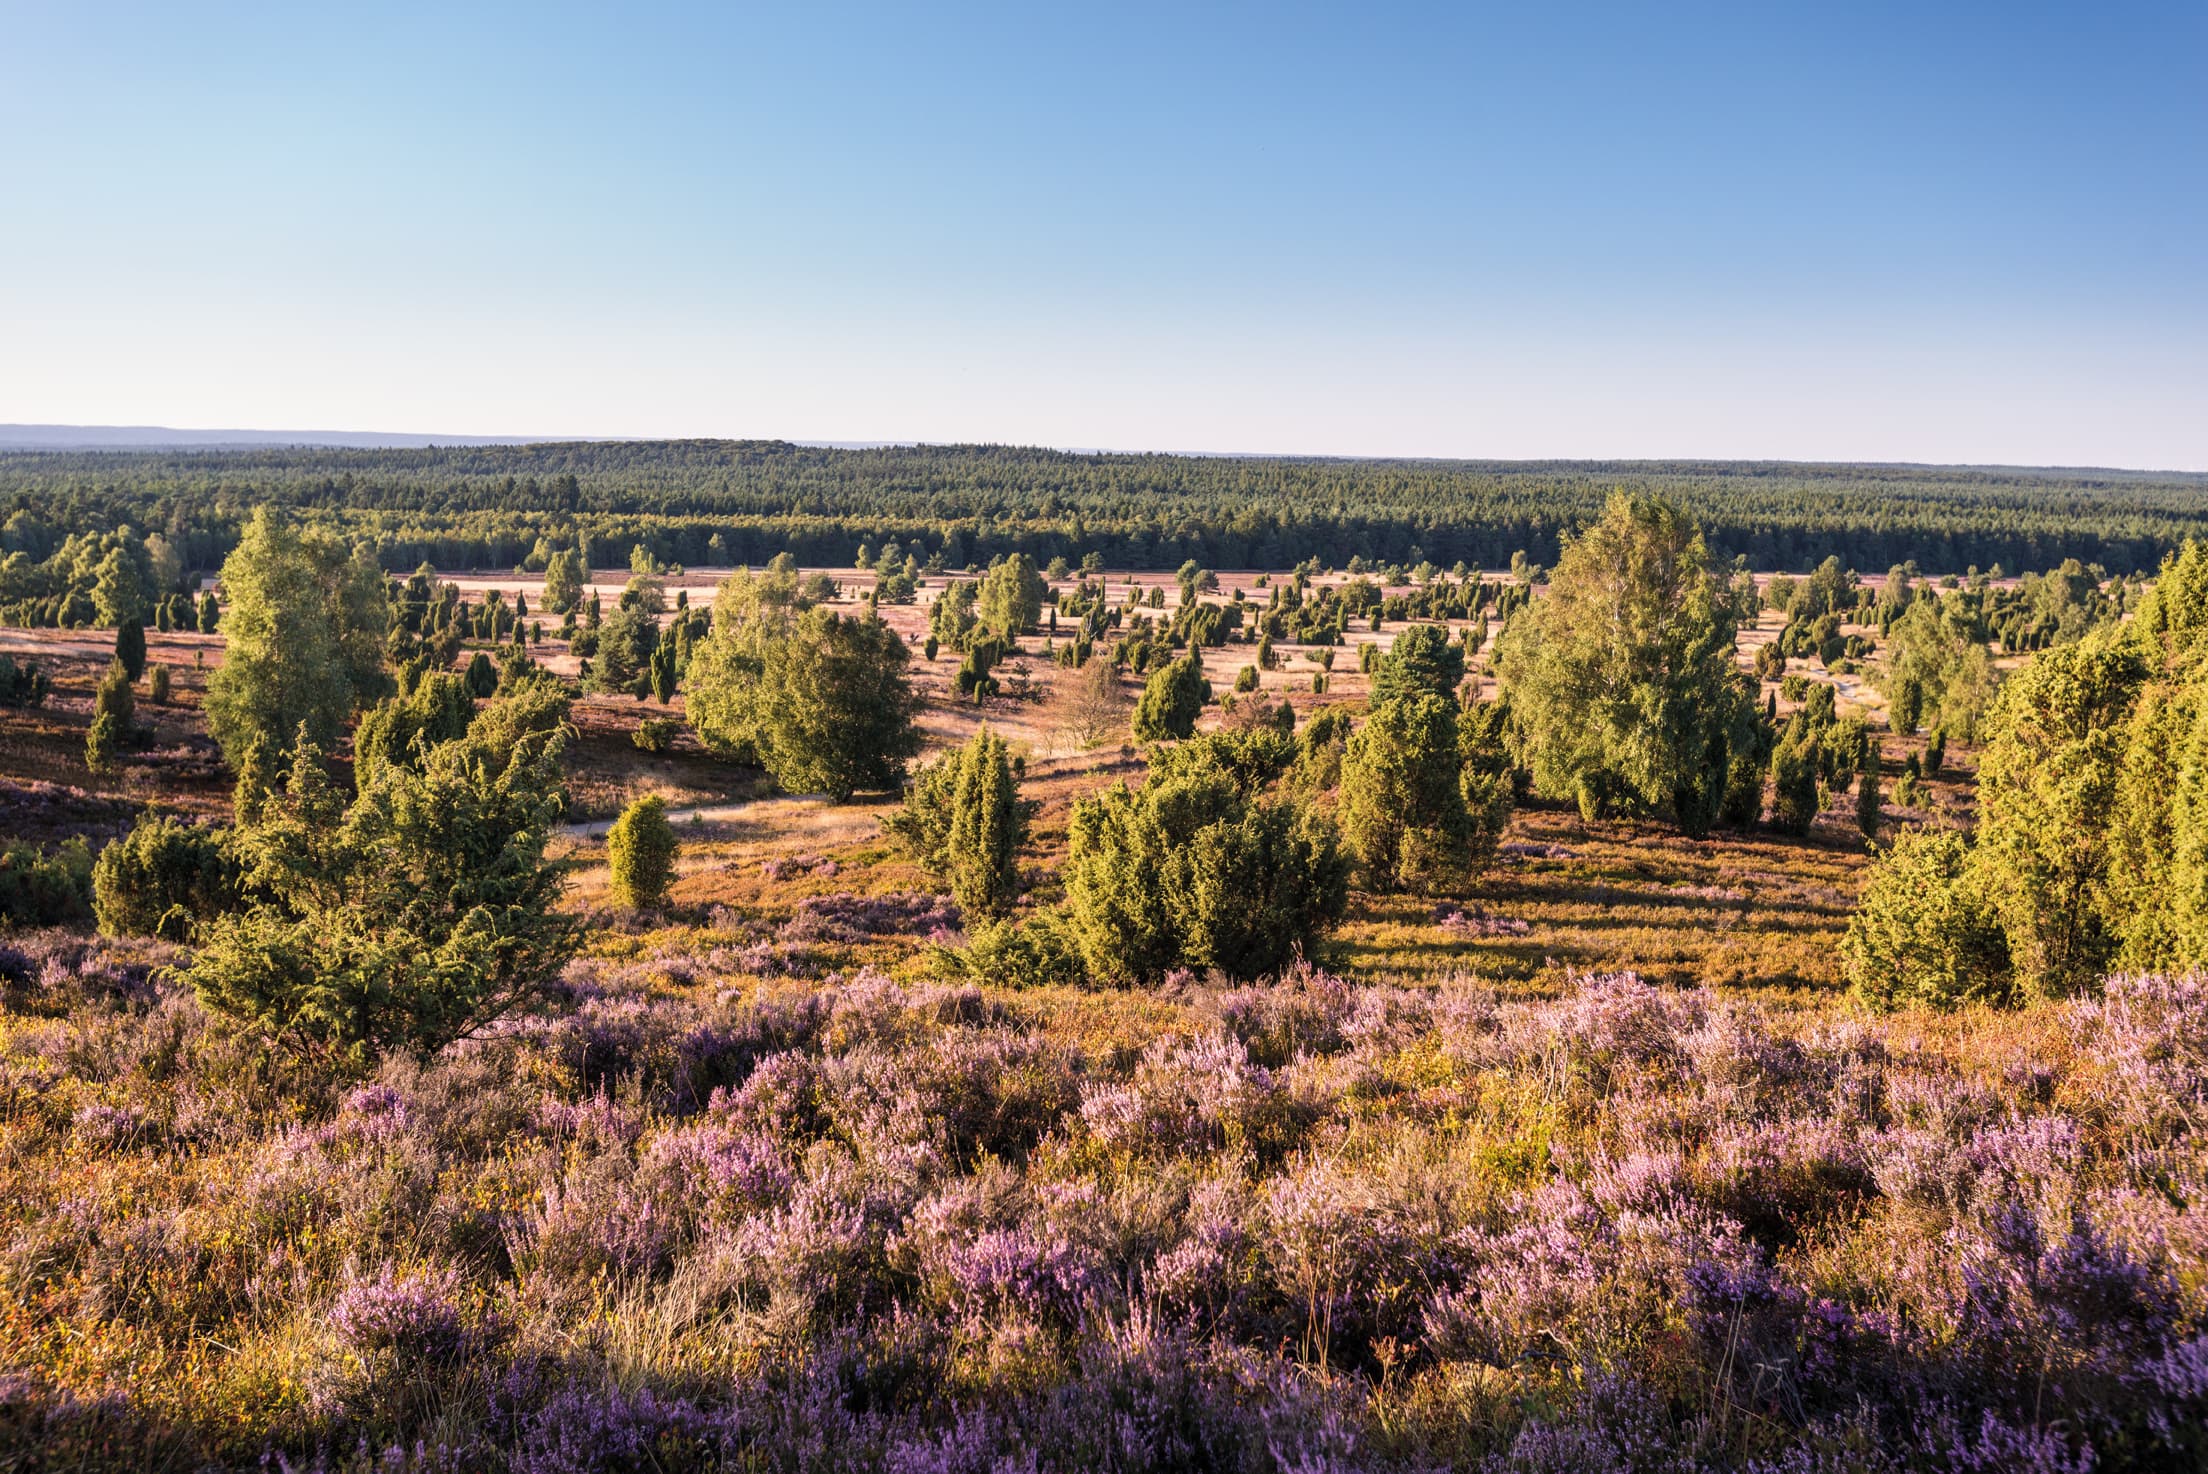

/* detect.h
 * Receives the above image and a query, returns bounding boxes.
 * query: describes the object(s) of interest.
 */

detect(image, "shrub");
[0,654,50,707]
[1370,622,1463,704]
[1338,694,1480,892]
[114,618,146,682]
[1133,656,1209,743]
[0,839,93,927]
[1842,829,2012,1008]
[633,716,679,753]
[883,730,1031,917]
[688,599,919,801]
[607,795,679,911]
[146,664,171,705]
[1065,767,1348,984]
[1769,722,1820,835]
[85,662,135,774]
[186,700,573,1057]
[92,816,240,940]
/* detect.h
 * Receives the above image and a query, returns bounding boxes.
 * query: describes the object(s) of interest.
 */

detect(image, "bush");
[85,662,135,774]
[147,664,171,705]
[0,654,50,707]
[0,840,93,927]
[882,730,1032,916]
[92,816,241,940]
[1769,722,1821,835]
[1133,656,1209,743]
[607,795,679,911]
[186,700,573,1058]
[1338,694,1482,892]
[1842,829,2012,1008]
[1065,767,1348,984]
[633,717,679,753]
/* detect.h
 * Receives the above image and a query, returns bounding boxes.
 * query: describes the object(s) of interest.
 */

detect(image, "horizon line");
[0,422,2202,478]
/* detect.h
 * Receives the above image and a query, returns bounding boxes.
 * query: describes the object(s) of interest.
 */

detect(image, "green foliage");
[1769,722,1821,835]
[185,698,574,1059]
[1856,743,1882,839]
[203,508,391,772]
[114,618,146,682]
[1064,764,1348,984]
[1493,492,1756,834]
[1843,830,2012,1009]
[1132,656,1209,744]
[686,583,918,800]
[606,794,679,912]
[147,663,170,705]
[1972,635,2145,997]
[353,672,478,793]
[92,816,241,940]
[1369,623,1464,705]
[885,729,1034,917]
[541,546,587,615]
[0,839,93,927]
[85,662,134,774]
[463,650,499,698]
[633,716,678,753]
[1877,598,1999,741]
[1338,694,1482,893]
[977,552,1046,640]
[952,911,1086,989]
[0,654,50,707]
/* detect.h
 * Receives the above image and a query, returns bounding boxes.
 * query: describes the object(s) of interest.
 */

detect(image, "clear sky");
[3,1,2203,467]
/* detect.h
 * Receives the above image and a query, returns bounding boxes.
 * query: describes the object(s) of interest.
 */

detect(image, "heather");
[5,928,2206,1471]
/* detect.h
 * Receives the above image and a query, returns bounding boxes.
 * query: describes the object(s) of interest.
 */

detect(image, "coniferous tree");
[1133,655,1209,743]
[114,619,146,683]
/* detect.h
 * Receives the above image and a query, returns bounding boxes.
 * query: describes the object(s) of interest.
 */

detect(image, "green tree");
[687,588,918,801]
[1338,694,1476,892]
[1972,635,2145,997]
[85,662,134,774]
[1370,623,1464,705]
[1843,830,2012,1009]
[1769,718,1821,835]
[203,509,391,772]
[1492,492,1755,833]
[542,546,587,615]
[185,700,573,1058]
[1856,741,1882,839]
[114,619,146,682]
[606,794,678,911]
[887,729,1031,917]
[1133,655,1209,743]
[977,552,1046,640]
[464,650,499,698]
[92,545,148,628]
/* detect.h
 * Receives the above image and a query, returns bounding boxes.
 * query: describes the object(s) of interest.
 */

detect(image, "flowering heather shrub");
[14,940,2208,1469]
[779,890,963,944]
[329,1265,474,1363]
[1436,905,1532,937]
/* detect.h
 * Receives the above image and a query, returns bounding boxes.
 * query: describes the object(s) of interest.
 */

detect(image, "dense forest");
[5,440,2206,580]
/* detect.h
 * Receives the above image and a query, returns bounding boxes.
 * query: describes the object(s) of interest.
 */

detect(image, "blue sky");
[3,2,2202,466]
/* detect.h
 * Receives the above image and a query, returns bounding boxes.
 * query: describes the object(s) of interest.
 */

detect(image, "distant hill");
[0,423,589,451]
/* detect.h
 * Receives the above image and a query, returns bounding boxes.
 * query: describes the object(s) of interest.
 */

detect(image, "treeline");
[6,441,2206,580]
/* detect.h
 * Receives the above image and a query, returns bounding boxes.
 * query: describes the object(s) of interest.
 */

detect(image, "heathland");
[1,455,2204,1471]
